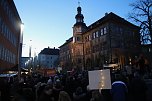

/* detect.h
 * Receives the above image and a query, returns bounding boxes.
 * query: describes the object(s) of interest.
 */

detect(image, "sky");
[13,0,135,57]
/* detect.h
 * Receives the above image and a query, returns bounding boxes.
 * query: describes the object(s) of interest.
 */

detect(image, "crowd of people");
[0,56,151,101]
[0,67,149,101]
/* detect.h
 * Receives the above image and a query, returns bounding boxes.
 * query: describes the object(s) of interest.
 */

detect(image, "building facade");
[0,0,22,73]
[21,57,33,69]
[38,47,59,69]
[59,6,141,71]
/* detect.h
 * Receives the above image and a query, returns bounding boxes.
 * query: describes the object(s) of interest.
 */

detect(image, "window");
[0,17,2,31]
[77,19,81,22]
[104,27,107,34]
[89,35,91,40]
[85,36,88,42]
[93,32,96,39]
[1,47,4,60]
[4,48,6,61]
[0,44,2,59]
[13,54,16,64]
[77,36,81,41]
[96,31,99,38]
[98,30,101,37]
[120,27,123,34]
[101,28,103,36]
[2,23,4,34]
[73,37,75,43]
[77,27,82,32]
[43,55,45,59]
[8,50,10,62]
[71,49,73,53]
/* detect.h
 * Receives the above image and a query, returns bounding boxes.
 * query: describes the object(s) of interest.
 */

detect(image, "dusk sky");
[14,0,135,57]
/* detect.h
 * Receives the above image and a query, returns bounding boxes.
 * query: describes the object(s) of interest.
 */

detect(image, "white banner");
[88,69,111,90]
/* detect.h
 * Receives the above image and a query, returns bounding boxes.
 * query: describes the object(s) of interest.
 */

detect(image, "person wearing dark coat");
[90,90,105,101]
[53,79,64,101]
[38,85,54,101]
[129,72,147,101]
[58,91,71,101]
[111,75,128,101]
[73,87,87,101]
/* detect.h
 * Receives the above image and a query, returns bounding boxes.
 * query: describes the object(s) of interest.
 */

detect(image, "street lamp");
[29,40,32,57]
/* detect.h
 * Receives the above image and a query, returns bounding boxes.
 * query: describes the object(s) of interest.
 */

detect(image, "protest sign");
[88,69,111,90]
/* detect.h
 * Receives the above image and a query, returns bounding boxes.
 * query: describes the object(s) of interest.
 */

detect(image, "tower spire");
[73,1,86,28]
[75,3,84,23]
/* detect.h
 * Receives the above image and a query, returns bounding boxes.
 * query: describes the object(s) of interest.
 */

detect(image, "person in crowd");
[111,75,128,101]
[73,86,87,101]
[137,54,146,76]
[53,79,64,101]
[90,90,104,101]
[22,88,35,101]
[35,82,42,101]
[64,76,76,100]
[58,91,71,101]
[129,72,147,101]
[47,77,53,88]
[37,83,47,100]
[38,85,54,101]
[100,89,112,101]
[0,79,10,101]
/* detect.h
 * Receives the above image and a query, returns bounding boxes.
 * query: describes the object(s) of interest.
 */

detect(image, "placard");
[88,69,111,90]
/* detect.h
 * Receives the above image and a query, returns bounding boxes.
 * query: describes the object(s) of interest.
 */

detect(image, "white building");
[38,47,59,69]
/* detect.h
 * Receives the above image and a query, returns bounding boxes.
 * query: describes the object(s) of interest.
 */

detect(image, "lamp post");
[18,23,24,82]
[28,40,32,74]
[29,40,32,58]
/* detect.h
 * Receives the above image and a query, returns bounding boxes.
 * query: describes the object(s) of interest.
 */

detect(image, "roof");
[39,48,59,55]
[85,12,139,32]
[58,37,73,48]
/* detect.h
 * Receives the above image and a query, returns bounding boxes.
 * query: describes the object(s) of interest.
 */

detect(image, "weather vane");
[78,0,80,7]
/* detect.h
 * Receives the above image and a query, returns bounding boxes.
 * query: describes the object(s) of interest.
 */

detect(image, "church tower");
[73,5,87,43]
[72,5,87,70]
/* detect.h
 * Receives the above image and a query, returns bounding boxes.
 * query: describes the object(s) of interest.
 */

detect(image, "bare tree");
[129,0,152,44]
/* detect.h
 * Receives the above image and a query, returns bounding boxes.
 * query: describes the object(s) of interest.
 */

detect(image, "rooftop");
[39,47,59,55]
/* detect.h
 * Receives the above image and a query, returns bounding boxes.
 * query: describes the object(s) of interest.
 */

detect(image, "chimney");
[105,12,108,16]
